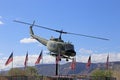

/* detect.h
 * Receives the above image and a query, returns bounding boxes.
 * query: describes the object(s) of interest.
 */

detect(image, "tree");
[8,67,41,80]
[8,67,39,76]
[112,70,120,80]
[90,69,113,80]
[24,66,41,80]
[8,68,26,76]
[25,66,38,76]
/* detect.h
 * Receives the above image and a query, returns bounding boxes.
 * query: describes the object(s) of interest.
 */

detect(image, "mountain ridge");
[35,61,120,76]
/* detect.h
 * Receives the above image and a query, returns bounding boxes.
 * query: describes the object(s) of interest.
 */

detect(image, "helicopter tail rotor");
[30,20,35,28]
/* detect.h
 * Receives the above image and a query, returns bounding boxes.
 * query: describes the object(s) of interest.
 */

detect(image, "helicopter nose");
[72,51,76,56]
[65,50,76,56]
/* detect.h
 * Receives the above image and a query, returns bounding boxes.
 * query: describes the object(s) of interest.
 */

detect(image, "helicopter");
[14,20,109,61]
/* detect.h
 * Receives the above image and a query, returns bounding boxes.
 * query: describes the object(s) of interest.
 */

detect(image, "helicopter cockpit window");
[65,43,74,50]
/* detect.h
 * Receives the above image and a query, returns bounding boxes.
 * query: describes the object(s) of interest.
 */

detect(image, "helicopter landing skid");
[48,52,72,61]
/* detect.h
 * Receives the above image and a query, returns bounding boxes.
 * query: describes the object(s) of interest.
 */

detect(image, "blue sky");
[0,0,120,69]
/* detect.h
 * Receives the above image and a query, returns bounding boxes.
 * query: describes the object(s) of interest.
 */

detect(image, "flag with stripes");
[70,58,76,70]
[24,52,28,67]
[5,52,13,66]
[106,54,109,69]
[35,50,43,65]
[86,55,91,69]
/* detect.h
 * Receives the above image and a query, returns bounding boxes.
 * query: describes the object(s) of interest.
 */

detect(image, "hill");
[35,61,120,76]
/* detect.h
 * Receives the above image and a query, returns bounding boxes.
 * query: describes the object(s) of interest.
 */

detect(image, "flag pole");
[56,56,58,76]
[11,52,13,77]
[42,50,43,65]
[86,55,91,77]
[106,54,110,77]
[24,52,28,70]
[106,54,109,70]
[55,48,61,76]
[12,54,13,76]
[73,57,76,79]
[12,59,13,69]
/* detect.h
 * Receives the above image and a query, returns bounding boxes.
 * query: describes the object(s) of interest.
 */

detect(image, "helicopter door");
[47,41,58,52]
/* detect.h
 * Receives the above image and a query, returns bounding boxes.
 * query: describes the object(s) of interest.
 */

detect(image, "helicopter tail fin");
[30,21,35,36]
[30,26,34,36]
[29,21,48,46]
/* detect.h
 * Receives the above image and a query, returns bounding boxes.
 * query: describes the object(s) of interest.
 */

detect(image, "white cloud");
[0,21,3,25]
[20,37,37,43]
[77,48,120,63]
[0,16,4,25]
[0,16,2,18]
[79,48,93,54]
[1,49,120,70]
[77,48,119,63]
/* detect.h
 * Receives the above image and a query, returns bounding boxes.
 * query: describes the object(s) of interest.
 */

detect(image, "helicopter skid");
[49,52,72,61]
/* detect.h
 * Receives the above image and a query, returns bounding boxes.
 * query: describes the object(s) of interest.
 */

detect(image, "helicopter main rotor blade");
[14,20,109,41]
[14,20,67,34]
[66,32,109,40]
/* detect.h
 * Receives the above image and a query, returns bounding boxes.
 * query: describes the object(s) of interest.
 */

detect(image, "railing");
[0,75,117,80]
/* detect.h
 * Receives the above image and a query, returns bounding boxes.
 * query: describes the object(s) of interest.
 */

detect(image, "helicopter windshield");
[65,43,74,51]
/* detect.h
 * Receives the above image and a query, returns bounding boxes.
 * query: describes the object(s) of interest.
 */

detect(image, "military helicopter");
[14,20,109,61]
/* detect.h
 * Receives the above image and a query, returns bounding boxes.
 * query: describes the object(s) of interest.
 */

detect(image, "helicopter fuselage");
[30,26,76,58]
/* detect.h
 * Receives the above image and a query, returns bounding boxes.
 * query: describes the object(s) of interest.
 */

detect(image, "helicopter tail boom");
[30,25,48,46]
